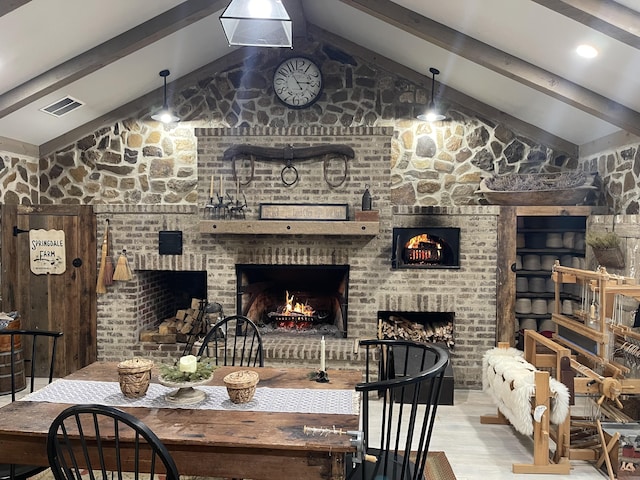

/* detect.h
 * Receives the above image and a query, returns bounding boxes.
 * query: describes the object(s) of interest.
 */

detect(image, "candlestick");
[209,175,214,198]
[236,177,240,200]
[320,336,326,372]
[220,175,224,197]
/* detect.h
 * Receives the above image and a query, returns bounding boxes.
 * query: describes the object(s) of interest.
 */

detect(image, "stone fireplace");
[93,127,499,388]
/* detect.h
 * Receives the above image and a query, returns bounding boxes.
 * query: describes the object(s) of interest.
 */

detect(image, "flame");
[282,291,315,317]
[406,234,442,250]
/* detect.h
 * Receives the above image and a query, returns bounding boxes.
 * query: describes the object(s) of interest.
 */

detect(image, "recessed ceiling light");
[576,44,598,58]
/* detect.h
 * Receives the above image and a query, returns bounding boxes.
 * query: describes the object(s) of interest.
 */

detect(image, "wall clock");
[273,56,323,109]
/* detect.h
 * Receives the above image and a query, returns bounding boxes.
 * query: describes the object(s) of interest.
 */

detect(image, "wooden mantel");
[199,220,379,235]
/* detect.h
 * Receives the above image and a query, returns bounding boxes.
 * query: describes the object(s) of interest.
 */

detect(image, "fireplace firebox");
[391,227,460,269]
[236,264,349,337]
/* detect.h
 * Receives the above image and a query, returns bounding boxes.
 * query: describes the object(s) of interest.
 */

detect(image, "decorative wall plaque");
[29,229,66,275]
[259,203,349,221]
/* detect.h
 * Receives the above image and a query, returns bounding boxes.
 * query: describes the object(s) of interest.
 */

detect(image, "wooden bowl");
[223,370,259,404]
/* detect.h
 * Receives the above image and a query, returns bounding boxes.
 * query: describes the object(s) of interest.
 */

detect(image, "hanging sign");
[29,229,66,275]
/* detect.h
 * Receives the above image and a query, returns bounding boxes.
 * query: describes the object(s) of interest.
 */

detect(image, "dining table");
[0,362,362,480]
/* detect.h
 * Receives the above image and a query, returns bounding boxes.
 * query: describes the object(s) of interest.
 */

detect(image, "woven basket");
[118,358,154,398]
[223,370,259,404]
[592,246,625,269]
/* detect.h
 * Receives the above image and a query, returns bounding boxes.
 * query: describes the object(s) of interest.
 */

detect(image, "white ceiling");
[2,0,640,156]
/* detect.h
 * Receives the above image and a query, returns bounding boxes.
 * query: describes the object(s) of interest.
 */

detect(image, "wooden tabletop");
[0,362,362,480]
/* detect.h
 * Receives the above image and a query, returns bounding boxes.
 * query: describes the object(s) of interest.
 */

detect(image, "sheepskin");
[482,346,570,436]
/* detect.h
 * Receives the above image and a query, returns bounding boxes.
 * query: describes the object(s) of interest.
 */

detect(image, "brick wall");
[95,127,498,388]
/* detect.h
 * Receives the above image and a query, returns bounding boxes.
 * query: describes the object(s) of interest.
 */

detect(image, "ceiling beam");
[0,135,38,157]
[337,0,640,139]
[531,0,640,49]
[39,47,252,157]
[0,0,228,119]
[0,0,31,17]
[309,25,578,156]
[281,0,308,41]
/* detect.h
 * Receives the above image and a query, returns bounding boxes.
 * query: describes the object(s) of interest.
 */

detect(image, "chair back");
[349,339,449,480]
[0,329,63,480]
[0,329,63,402]
[47,404,180,480]
[197,315,264,367]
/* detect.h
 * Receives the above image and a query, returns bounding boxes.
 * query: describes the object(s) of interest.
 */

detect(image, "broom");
[113,249,133,281]
[96,220,109,294]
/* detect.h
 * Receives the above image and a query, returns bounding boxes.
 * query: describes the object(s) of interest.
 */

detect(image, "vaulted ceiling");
[2,0,640,158]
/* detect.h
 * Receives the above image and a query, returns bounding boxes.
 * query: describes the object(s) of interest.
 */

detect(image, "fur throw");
[482,347,570,436]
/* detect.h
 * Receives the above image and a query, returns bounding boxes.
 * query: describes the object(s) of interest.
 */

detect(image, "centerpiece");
[158,355,216,405]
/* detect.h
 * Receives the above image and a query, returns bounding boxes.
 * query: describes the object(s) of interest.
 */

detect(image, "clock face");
[273,57,323,109]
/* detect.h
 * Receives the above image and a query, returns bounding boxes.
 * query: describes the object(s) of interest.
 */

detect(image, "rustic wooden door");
[1,205,97,376]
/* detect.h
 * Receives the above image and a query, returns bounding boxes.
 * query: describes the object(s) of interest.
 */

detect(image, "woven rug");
[34,451,456,480]
[425,451,457,480]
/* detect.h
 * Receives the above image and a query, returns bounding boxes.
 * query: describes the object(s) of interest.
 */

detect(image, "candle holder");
[315,370,329,383]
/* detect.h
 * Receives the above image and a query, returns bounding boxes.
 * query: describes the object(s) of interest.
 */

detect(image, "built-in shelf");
[199,220,379,236]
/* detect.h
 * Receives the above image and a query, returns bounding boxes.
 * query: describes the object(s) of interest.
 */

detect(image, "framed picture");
[259,203,349,221]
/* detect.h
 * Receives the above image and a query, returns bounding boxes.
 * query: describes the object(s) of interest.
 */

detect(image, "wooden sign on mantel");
[259,203,349,221]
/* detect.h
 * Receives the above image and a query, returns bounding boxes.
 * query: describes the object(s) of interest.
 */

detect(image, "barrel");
[0,348,26,395]
[0,318,26,396]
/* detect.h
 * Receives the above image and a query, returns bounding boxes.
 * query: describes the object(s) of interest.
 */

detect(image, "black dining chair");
[47,404,180,480]
[0,329,63,480]
[347,339,449,480]
[197,315,264,367]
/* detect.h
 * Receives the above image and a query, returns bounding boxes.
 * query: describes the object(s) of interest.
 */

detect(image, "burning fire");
[281,291,315,317]
[406,234,442,250]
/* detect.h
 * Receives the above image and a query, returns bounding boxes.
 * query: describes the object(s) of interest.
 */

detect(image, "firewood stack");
[140,298,208,344]
[378,315,454,348]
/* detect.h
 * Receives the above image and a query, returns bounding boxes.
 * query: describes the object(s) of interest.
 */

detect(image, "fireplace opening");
[137,270,207,333]
[391,227,460,269]
[236,264,349,337]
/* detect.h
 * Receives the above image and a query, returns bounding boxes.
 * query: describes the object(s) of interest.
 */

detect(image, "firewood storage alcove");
[378,310,455,404]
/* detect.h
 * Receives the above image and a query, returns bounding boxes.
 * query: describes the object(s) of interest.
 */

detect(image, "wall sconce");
[151,70,180,124]
[417,67,446,122]
[220,0,292,48]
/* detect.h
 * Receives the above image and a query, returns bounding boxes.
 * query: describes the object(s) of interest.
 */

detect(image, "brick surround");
[95,127,498,388]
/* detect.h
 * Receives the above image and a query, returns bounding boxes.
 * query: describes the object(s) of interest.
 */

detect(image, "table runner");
[21,379,359,415]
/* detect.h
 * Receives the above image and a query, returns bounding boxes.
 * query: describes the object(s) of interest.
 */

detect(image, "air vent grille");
[40,96,84,117]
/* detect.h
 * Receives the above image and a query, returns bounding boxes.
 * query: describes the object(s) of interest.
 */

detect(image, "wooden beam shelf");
[199,220,379,236]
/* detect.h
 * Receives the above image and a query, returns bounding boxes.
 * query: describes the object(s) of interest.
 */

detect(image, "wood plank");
[200,220,379,235]
[496,206,516,345]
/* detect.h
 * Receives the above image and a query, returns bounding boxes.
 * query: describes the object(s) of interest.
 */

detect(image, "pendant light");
[151,70,180,124]
[220,0,292,48]
[417,67,446,122]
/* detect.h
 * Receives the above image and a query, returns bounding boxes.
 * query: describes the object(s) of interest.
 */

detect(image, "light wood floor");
[1,382,608,479]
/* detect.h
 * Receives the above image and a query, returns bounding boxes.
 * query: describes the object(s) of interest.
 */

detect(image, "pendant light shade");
[220,0,292,48]
[417,67,446,122]
[151,70,180,124]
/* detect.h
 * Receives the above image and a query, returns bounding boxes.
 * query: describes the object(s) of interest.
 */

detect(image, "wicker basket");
[117,358,154,398]
[592,246,625,269]
[223,370,259,404]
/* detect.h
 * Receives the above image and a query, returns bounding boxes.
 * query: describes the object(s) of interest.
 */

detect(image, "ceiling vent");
[40,96,84,117]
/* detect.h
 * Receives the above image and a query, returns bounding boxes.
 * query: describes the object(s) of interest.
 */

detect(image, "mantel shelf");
[199,220,379,236]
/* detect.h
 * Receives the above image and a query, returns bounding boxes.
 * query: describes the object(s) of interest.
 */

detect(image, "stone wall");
[39,36,576,208]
